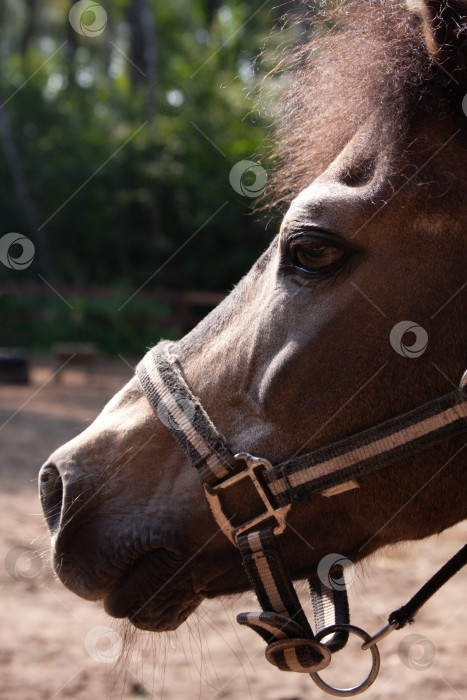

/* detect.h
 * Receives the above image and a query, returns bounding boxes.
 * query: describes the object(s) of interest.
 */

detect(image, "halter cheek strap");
[136,341,467,696]
[136,343,238,485]
[136,342,350,673]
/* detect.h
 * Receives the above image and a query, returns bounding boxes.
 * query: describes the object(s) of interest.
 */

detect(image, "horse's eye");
[284,232,350,278]
[293,242,345,272]
[281,232,354,280]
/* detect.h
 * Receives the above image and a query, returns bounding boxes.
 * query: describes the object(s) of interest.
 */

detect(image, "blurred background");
[0,0,302,356]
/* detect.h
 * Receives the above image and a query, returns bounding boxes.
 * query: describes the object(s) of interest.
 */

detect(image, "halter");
[137,341,467,696]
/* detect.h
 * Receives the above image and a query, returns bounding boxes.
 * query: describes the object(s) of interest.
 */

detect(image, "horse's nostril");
[39,464,63,534]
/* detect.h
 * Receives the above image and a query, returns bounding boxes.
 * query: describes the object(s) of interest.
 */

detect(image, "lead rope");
[136,342,467,696]
[388,543,467,631]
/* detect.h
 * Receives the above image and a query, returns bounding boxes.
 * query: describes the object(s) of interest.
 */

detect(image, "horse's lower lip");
[103,548,201,631]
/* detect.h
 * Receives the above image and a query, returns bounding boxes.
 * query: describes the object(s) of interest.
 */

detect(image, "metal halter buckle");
[204,452,291,546]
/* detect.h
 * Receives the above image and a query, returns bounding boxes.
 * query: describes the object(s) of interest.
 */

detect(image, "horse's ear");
[409,0,467,89]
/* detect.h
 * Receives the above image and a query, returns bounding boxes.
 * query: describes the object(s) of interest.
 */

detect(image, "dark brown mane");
[267,0,463,211]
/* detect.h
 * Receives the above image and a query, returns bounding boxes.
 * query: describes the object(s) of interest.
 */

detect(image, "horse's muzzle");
[39,457,204,629]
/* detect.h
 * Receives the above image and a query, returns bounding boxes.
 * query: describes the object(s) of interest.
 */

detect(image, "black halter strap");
[136,341,467,693]
[266,388,467,505]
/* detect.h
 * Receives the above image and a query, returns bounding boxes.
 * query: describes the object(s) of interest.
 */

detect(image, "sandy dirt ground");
[1,359,466,700]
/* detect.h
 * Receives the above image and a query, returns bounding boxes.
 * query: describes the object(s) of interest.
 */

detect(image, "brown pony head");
[40,0,467,633]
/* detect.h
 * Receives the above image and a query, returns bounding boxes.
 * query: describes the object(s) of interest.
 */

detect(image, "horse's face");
[40,0,467,633]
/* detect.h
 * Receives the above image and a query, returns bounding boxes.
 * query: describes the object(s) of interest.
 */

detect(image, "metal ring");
[309,624,380,697]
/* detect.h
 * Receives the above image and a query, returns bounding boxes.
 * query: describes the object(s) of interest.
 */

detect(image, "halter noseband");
[137,341,467,696]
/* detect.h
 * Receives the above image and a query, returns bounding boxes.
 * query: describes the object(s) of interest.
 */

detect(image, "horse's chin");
[116,597,203,632]
[102,549,203,632]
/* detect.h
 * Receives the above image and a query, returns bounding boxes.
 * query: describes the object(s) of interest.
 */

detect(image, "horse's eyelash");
[285,230,354,253]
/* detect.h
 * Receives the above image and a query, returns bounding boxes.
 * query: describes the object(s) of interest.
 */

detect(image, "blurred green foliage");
[0,0,294,286]
[0,0,302,351]
[0,292,180,354]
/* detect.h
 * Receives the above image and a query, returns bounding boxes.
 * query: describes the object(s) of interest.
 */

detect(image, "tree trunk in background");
[205,0,221,24]
[0,0,6,39]
[101,0,113,77]
[65,0,78,86]
[0,95,54,280]
[20,0,38,57]
[127,0,158,114]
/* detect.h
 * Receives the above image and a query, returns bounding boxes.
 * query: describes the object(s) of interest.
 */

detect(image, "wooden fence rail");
[0,282,226,335]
